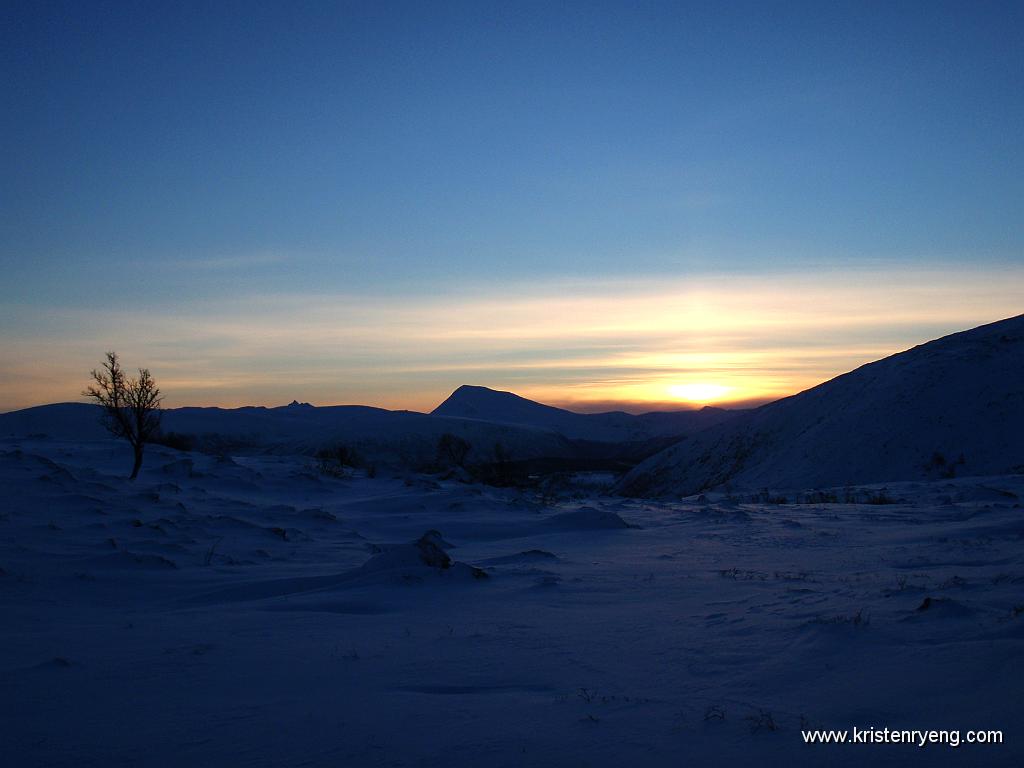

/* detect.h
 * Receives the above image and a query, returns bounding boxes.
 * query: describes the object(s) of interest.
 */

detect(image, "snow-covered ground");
[2,437,1022,766]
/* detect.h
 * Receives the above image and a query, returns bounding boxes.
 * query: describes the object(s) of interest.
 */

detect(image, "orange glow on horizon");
[1,265,1021,414]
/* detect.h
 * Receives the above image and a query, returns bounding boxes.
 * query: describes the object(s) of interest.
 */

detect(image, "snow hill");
[617,314,1024,497]
[432,384,735,442]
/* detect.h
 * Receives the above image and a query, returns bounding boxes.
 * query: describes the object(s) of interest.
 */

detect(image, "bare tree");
[83,351,163,479]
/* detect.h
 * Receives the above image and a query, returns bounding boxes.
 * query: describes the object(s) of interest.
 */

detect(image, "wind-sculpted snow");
[618,313,1024,497]
[2,438,1023,766]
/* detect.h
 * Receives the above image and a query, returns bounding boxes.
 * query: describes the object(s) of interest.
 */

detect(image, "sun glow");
[667,382,732,404]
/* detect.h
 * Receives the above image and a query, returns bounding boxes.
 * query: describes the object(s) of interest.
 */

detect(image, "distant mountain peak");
[433,385,569,421]
[432,384,736,442]
[446,384,530,401]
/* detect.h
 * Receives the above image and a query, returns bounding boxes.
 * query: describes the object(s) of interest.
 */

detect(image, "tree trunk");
[129,443,144,480]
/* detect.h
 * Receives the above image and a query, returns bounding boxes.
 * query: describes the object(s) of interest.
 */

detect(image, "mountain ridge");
[0,388,731,470]
[432,384,736,442]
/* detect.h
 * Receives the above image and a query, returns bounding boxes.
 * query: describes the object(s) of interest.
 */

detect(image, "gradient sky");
[2,1,1022,413]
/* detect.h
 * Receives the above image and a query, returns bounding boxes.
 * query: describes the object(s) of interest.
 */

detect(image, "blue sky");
[2,1,1022,411]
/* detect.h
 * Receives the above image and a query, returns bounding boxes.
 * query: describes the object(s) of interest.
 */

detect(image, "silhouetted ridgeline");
[0,391,726,476]
[5,315,1021,494]
[433,384,736,441]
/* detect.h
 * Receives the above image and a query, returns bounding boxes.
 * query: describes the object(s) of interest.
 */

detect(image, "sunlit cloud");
[0,264,1020,412]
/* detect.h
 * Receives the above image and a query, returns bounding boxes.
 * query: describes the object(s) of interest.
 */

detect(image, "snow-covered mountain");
[1,387,736,470]
[432,384,736,442]
[0,401,575,467]
[617,314,1024,497]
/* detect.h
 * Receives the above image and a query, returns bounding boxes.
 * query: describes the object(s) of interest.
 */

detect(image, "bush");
[801,489,839,504]
[436,433,471,469]
[925,450,966,479]
[315,445,358,478]
[754,488,788,504]
[152,431,195,452]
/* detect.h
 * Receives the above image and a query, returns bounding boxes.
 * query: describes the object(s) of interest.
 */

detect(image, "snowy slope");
[617,314,1024,497]
[0,402,111,441]
[432,384,736,441]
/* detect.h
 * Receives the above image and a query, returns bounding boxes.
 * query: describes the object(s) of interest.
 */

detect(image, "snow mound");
[480,549,559,565]
[160,458,198,479]
[358,531,487,581]
[908,596,978,619]
[361,531,452,571]
[543,506,635,530]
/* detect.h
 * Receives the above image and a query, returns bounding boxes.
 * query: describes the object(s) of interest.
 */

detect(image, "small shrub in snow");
[866,489,895,505]
[315,445,358,478]
[436,433,471,469]
[746,709,778,733]
[801,489,839,504]
[924,451,966,479]
[152,431,195,452]
[754,488,788,504]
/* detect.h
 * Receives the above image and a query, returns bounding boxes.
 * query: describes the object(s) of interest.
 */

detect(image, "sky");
[1,1,1022,413]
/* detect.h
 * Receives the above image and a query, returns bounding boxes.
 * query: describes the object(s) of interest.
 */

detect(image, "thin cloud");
[1,264,1021,412]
